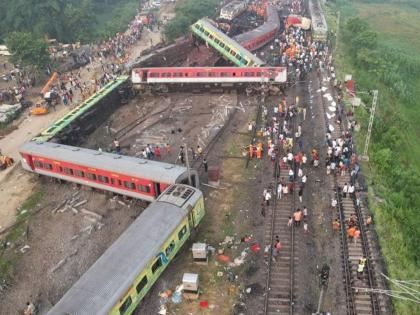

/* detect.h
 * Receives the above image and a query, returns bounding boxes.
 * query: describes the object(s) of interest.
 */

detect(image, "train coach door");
[187,204,195,231]
[154,182,161,197]
[142,70,148,83]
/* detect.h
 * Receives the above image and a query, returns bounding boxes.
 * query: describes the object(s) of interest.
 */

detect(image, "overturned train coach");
[46,184,205,315]
[19,141,199,202]
[132,66,287,88]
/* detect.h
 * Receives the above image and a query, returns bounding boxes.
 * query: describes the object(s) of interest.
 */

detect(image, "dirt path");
[0,18,163,234]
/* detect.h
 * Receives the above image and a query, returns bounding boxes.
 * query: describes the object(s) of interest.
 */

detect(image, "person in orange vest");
[347,226,356,241]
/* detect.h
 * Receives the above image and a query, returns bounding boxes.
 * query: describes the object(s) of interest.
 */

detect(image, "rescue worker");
[347,226,356,241]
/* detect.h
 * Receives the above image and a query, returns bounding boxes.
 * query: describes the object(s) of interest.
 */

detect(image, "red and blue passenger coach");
[132,66,287,84]
[19,141,199,202]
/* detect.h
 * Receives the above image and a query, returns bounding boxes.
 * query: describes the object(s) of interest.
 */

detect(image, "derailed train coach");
[19,141,199,202]
[46,184,205,315]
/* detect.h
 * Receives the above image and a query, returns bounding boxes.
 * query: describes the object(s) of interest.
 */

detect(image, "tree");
[345,17,369,35]
[353,30,378,50]
[64,0,94,42]
[5,32,50,70]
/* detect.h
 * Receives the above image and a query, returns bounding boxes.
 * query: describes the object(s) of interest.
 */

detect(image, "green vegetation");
[0,0,140,44]
[163,0,219,42]
[328,1,420,314]
[0,190,43,286]
[5,32,50,70]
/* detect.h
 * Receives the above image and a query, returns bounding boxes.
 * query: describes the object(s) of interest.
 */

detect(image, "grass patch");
[0,190,43,286]
[328,2,420,314]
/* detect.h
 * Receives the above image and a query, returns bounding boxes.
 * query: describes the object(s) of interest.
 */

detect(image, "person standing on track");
[293,209,302,227]
[264,190,272,206]
[342,183,349,198]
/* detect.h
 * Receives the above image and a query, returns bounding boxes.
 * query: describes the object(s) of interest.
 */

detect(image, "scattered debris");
[80,208,103,220]
[20,245,30,253]
[50,258,66,273]
[73,200,88,208]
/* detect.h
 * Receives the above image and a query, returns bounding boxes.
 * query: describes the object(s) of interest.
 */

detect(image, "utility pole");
[362,90,378,161]
[184,143,192,186]
[335,11,340,52]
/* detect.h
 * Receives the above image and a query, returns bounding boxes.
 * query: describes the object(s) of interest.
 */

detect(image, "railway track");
[317,72,388,315]
[262,101,298,315]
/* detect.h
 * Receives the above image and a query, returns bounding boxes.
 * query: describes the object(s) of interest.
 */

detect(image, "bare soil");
[83,92,239,165]
[0,178,145,314]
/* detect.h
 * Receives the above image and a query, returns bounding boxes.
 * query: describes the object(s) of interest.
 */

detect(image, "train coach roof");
[47,185,202,314]
[234,5,280,44]
[20,141,190,183]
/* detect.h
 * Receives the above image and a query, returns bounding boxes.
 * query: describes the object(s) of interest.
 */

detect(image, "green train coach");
[191,18,265,67]
[46,184,205,315]
[32,76,129,143]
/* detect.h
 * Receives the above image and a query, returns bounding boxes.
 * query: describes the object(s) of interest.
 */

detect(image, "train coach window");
[98,175,109,183]
[151,257,162,274]
[165,241,176,256]
[75,170,85,177]
[220,72,229,77]
[44,163,53,170]
[63,167,73,175]
[197,72,207,77]
[119,296,132,315]
[208,72,216,77]
[245,72,254,77]
[256,72,262,77]
[124,181,135,190]
[136,276,148,294]
[204,31,209,36]
[173,73,183,77]
[178,225,187,240]
[138,184,151,193]
[87,173,97,181]
[149,73,159,78]
[34,161,43,168]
